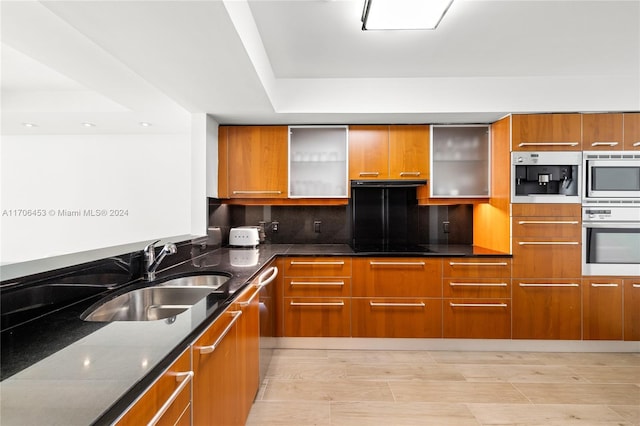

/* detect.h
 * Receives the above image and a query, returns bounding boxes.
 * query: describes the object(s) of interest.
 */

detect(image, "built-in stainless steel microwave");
[583,152,640,204]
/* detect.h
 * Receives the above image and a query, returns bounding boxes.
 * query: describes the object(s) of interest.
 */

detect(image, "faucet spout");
[143,240,177,281]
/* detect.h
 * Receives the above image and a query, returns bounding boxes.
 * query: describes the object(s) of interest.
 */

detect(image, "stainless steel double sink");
[80,272,232,322]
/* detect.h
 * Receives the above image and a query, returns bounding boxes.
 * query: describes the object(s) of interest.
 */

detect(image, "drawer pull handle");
[369,301,425,307]
[197,311,243,355]
[633,283,640,288]
[519,283,580,287]
[449,262,508,266]
[290,261,345,266]
[147,370,194,426]
[290,301,345,307]
[633,142,640,147]
[518,142,579,147]
[359,171,380,176]
[291,281,345,286]
[591,283,619,287]
[370,261,425,266]
[232,190,282,195]
[449,282,508,287]
[399,171,421,176]
[449,303,508,308]
[591,142,619,147]
[518,241,579,245]
[518,220,579,225]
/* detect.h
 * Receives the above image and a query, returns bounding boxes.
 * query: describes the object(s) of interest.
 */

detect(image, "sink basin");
[81,286,217,322]
[157,272,231,290]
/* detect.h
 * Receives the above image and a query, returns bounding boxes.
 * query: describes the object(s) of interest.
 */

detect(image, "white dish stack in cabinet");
[288,126,349,198]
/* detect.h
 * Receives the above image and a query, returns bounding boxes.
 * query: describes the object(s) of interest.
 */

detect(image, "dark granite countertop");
[0,243,509,425]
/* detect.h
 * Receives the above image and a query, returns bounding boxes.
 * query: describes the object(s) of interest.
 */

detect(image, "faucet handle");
[144,239,161,253]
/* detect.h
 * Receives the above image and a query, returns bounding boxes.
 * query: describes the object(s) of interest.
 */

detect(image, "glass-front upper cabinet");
[430,125,490,198]
[288,126,349,198]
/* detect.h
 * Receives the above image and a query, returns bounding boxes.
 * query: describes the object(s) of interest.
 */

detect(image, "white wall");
[0,133,192,265]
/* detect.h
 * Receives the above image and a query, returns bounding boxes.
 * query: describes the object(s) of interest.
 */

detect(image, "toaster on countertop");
[229,226,260,247]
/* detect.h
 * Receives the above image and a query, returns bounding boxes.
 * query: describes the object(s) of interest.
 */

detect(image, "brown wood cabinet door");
[512,237,582,278]
[389,125,429,179]
[116,349,191,426]
[512,216,582,238]
[511,203,581,218]
[352,297,442,338]
[284,298,351,337]
[583,278,623,340]
[226,126,288,198]
[234,285,261,424]
[512,114,582,151]
[352,258,442,297]
[284,257,351,277]
[193,310,241,426]
[582,113,623,151]
[512,279,582,339]
[349,125,389,179]
[624,278,640,341]
[623,112,640,150]
[443,299,511,339]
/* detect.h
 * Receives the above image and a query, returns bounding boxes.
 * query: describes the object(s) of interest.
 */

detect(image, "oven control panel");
[583,207,640,221]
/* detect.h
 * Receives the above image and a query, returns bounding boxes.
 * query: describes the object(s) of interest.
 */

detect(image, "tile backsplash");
[208,200,473,246]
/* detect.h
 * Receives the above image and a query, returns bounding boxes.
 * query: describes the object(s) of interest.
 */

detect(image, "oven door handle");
[583,222,640,229]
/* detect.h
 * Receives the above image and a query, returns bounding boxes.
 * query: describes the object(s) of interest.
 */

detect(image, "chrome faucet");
[143,240,177,281]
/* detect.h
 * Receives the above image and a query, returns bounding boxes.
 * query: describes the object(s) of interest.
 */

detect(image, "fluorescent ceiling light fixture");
[22,122,38,128]
[139,122,152,127]
[362,0,454,30]
[81,122,96,127]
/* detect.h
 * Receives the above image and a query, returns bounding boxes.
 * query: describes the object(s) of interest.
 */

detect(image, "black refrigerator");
[350,180,426,252]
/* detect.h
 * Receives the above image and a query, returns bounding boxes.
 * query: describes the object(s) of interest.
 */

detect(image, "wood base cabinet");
[583,278,623,340]
[513,279,581,340]
[624,278,640,341]
[352,298,442,338]
[442,258,512,339]
[193,310,242,425]
[116,348,192,426]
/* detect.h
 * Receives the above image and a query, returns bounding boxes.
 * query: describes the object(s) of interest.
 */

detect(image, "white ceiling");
[2,0,639,134]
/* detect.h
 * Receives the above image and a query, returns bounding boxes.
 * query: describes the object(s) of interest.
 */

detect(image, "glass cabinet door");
[288,126,348,198]
[430,125,490,198]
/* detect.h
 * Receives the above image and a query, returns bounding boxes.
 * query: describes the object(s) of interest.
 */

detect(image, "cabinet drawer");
[624,278,640,341]
[511,203,581,218]
[583,278,623,340]
[352,258,441,297]
[512,217,581,238]
[284,298,350,337]
[284,257,351,277]
[284,277,351,297]
[443,278,511,298]
[443,258,511,279]
[116,348,192,426]
[512,279,582,340]
[352,298,442,338]
[512,238,581,278]
[443,299,511,339]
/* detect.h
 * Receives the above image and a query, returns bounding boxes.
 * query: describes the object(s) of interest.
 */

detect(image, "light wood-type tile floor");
[247,349,640,425]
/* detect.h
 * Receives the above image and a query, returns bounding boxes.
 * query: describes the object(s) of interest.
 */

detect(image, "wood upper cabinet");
[512,113,582,151]
[624,278,640,341]
[388,125,429,179]
[193,309,242,426]
[219,126,288,198]
[582,113,623,151]
[349,125,429,180]
[349,125,390,180]
[582,278,623,340]
[116,348,192,426]
[623,112,640,150]
[283,257,352,337]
